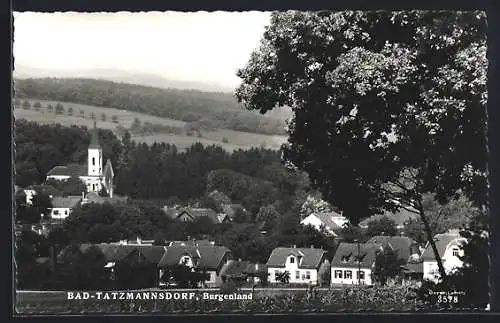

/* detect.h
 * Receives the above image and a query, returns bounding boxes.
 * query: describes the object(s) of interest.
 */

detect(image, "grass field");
[14,99,288,153]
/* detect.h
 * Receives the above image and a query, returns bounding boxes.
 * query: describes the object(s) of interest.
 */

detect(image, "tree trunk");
[417,199,447,280]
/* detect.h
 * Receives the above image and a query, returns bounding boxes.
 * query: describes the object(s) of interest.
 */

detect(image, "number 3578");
[437,295,459,303]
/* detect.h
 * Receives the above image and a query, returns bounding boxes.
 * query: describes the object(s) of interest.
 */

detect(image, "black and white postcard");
[12,9,492,314]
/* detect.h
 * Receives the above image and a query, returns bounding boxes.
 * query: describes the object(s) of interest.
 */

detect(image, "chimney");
[255,263,258,270]
[293,244,297,248]
[137,236,142,245]
[238,258,242,262]
[210,241,215,246]
[310,245,314,249]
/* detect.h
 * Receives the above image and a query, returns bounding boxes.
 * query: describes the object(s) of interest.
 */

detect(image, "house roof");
[331,243,381,268]
[103,159,114,183]
[220,204,246,218]
[421,231,466,261]
[47,164,88,177]
[158,244,230,270]
[266,247,326,269]
[359,208,420,228]
[51,196,82,208]
[220,260,249,278]
[89,122,101,149]
[403,262,424,274]
[304,212,347,231]
[366,236,419,263]
[243,262,268,275]
[165,207,222,224]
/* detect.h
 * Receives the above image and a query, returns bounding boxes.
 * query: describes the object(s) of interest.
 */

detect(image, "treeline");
[14,78,288,136]
[15,121,310,216]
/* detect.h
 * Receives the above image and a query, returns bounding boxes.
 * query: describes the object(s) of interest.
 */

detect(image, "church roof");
[47,164,88,177]
[89,122,101,149]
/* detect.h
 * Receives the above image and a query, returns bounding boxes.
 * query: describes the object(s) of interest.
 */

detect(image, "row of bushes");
[16,99,120,123]
[16,286,474,314]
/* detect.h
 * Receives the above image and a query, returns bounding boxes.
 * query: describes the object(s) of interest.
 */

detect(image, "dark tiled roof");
[169,240,214,247]
[158,244,230,270]
[266,247,326,269]
[47,164,88,177]
[331,243,381,268]
[243,262,267,275]
[421,231,466,261]
[51,196,82,208]
[367,236,419,263]
[89,123,101,149]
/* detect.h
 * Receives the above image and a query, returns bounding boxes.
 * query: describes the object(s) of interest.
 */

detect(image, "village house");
[367,236,423,281]
[157,242,232,287]
[50,196,82,219]
[331,242,380,286]
[300,211,349,237]
[46,122,114,197]
[266,246,328,285]
[219,259,268,285]
[422,230,466,282]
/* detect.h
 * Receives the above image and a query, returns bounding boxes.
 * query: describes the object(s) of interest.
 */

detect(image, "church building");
[46,122,115,197]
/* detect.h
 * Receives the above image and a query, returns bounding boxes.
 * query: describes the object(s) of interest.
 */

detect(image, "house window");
[344,270,353,279]
[357,270,365,280]
[275,270,280,280]
[289,257,295,264]
[64,210,68,215]
[180,256,191,266]
[341,256,350,263]
[53,210,59,215]
[305,271,311,280]
[92,157,95,166]
[452,248,460,257]
[295,271,300,279]
[334,270,343,279]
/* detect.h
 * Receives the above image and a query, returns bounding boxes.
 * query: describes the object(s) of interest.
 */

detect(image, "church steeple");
[88,121,103,178]
[89,121,101,149]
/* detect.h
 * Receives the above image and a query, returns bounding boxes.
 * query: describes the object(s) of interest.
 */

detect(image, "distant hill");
[14,77,293,136]
[13,65,234,93]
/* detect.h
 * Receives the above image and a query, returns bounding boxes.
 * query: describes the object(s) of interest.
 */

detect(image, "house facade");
[266,247,327,285]
[422,230,466,282]
[331,243,380,286]
[46,122,114,197]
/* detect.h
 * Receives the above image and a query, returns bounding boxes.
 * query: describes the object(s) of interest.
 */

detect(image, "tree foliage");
[373,246,405,286]
[235,10,487,280]
[366,216,398,237]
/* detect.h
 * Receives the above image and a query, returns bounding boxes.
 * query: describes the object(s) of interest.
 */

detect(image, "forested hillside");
[14,78,290,135]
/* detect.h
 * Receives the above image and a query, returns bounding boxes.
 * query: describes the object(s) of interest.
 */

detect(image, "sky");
[13,11,271,90]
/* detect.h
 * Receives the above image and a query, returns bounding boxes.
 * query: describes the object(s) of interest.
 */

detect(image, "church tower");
[88,121,103,177]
